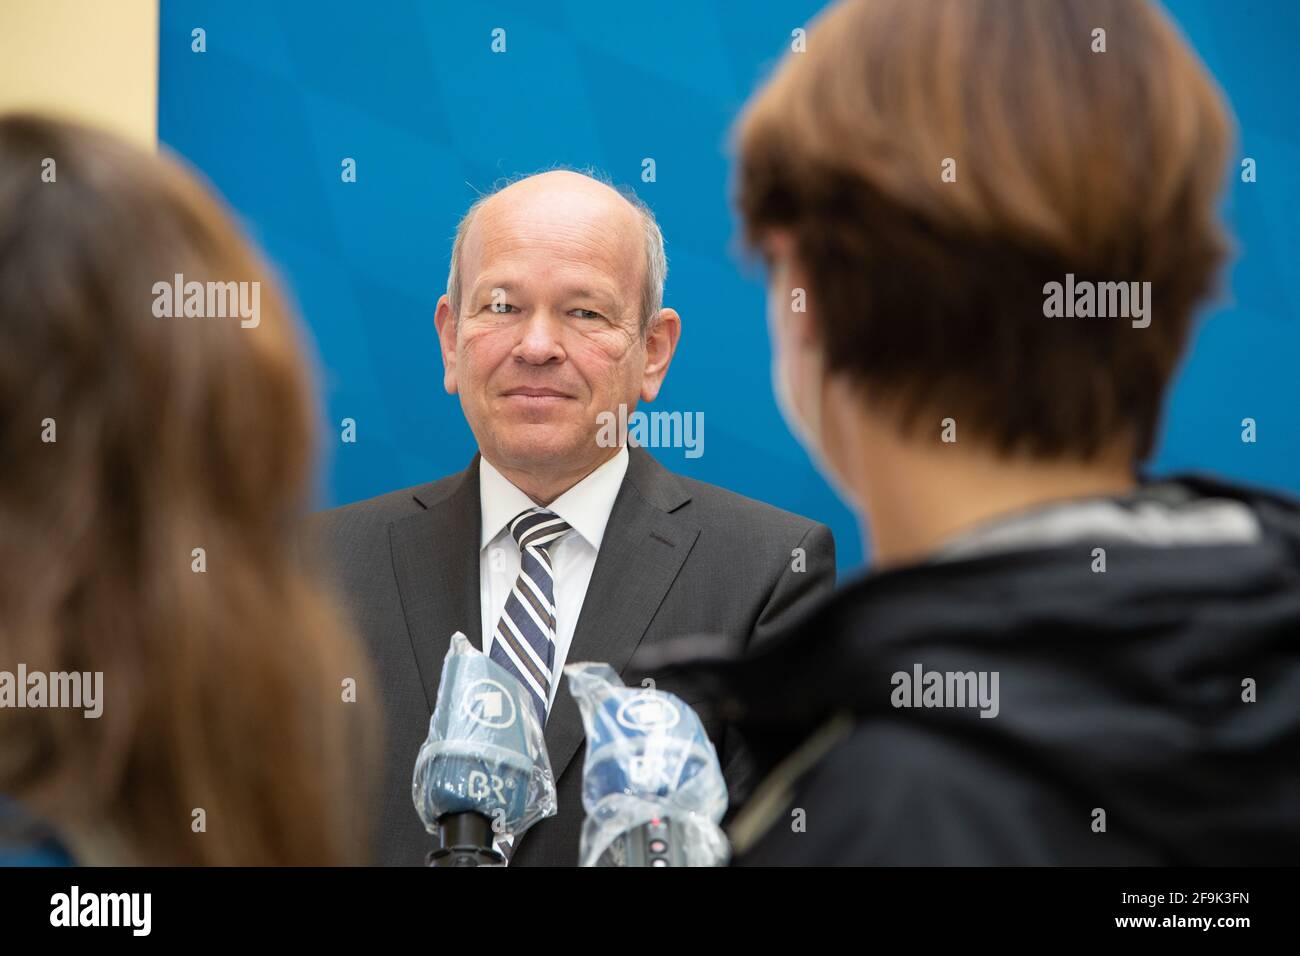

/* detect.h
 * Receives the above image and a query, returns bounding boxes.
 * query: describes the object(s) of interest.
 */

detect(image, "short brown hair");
[0,115,376,864]
[736,0,1232,461]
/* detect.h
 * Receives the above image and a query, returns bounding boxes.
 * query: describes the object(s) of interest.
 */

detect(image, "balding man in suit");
[310,170,835,866]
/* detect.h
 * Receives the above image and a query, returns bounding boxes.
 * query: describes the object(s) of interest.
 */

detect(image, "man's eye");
[571,309,603,319]
[488,302,518,314]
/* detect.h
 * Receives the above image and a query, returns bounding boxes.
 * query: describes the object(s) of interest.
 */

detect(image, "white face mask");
[767,257,857,505]
[768,256,825,454]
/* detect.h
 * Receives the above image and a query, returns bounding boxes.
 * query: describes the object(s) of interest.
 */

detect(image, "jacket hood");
[648,473,1300,862]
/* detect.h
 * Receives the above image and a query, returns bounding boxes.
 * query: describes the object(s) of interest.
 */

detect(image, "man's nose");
[513,310,566,365]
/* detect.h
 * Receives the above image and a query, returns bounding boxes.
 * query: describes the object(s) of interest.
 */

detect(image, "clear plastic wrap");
[565,661,730,866]
[412,632,557,846]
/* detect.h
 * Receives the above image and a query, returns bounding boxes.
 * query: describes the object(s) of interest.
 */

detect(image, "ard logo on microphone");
[617,694,680,732]
[460,678,517,729]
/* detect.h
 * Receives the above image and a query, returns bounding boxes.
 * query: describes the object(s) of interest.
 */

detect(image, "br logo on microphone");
[460,678,517,730]
[467,770,510,803]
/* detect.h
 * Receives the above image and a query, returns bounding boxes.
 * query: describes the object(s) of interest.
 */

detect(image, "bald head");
[432,167,682,504]
[446,170,666,335]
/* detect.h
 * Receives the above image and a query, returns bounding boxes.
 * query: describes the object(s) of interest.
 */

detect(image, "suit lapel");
[542,447,700,786]
[389,448,699,857]
[390,457,483,712]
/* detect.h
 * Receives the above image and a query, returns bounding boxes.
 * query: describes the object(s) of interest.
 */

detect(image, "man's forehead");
[465,174,642,265]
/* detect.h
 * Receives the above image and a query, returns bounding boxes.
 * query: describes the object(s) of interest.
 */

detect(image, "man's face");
[435,173,677,485]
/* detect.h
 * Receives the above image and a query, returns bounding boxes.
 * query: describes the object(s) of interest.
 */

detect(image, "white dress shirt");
[478,445,629,710]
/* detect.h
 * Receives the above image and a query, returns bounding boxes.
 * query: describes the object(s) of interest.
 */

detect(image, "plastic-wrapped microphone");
[565,661,729,866]
[412,632,556,866]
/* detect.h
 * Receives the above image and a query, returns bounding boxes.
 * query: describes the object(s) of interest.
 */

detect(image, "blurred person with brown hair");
[0,115,377,865]
[649,0,1300,864]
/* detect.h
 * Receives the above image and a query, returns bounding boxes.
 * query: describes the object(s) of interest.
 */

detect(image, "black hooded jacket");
[648,474,1300,865]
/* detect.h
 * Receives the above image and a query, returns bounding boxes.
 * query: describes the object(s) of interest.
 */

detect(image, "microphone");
[564,662,729,866]
[412,632,557,866]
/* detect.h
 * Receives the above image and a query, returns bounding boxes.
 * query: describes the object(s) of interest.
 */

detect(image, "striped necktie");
[489,507,571,725]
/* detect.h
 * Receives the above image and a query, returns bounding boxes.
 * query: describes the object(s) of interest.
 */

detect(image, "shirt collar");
[479,445,630,551]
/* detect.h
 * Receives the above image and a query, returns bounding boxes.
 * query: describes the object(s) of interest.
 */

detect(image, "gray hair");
[445,168,667,336]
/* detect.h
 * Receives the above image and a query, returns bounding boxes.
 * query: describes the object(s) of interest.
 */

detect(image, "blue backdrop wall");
[158,0,1299,574]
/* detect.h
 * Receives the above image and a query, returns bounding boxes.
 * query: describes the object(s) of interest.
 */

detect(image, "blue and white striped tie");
[489,507,571,725]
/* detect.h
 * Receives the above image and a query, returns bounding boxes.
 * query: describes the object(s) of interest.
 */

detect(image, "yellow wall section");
[0,0,159,148]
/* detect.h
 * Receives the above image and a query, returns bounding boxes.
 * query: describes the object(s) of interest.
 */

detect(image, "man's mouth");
[500,387,575,409]
[502,387,572,399]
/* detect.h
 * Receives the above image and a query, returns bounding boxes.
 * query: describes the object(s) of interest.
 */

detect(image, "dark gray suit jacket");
[307,446,835,866]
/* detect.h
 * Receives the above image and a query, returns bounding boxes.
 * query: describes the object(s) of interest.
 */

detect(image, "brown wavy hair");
[736,0,1233,462]
[0,115,376,865]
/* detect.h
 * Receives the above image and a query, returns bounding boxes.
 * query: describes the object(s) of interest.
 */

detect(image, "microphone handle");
[597,817,688,867]
[426,812,506,867]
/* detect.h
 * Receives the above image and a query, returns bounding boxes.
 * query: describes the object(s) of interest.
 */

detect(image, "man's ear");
[639,307,681,403]
[433,294,459,395]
